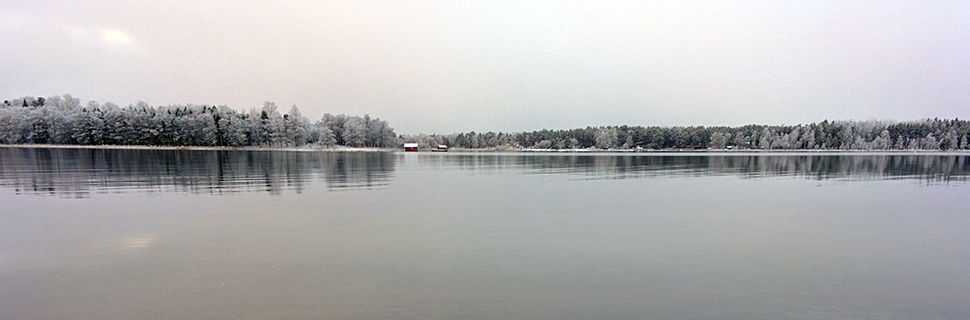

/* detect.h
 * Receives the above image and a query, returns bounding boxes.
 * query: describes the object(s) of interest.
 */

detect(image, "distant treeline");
[402,119,970,151]
[0,95,398,148]
[5,95,969,151]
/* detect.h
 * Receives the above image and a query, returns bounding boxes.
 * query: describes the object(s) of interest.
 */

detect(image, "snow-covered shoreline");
[3,144,970,154]
[435,147,970,154]
[0,144,394,152]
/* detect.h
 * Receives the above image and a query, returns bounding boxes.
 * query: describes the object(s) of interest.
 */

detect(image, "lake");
[1,147,969,319]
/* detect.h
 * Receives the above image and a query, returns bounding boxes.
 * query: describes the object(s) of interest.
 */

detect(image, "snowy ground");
[4,144,969,154]
[0,144,394,152]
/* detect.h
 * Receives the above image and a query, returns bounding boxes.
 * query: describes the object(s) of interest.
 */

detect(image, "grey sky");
[2,1,968,134]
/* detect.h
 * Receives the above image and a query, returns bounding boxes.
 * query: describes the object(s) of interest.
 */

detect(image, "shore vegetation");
[401,119,970,151]
[4,95,969,152]
[1,95,398,149]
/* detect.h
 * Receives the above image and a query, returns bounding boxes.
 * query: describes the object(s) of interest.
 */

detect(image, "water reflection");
[3,148,968,197]
[0,147,395,196]
[3,148,970,319]
[424,152,970,182]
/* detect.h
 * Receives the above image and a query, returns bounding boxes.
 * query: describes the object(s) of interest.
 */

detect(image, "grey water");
[1,147,969,319]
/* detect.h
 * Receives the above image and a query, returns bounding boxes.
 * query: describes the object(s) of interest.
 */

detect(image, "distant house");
[403,143,419,152]
[434,145,449,152]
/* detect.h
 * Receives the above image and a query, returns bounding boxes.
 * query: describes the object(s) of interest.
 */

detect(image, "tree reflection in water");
[417,152,970,182]
[0,147,395,197]
[2,148,968,197]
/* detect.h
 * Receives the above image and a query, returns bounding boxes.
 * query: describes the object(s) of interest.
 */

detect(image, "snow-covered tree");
[710,132,732,149]
[594,127,617,149]
[343,116,367,147]
[0,106,26,143]
[319,127,336,147]
[284,105,309,146]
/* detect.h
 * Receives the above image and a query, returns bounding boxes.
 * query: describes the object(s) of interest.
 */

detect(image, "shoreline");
[0,144,394,152]
[4,144,968,154]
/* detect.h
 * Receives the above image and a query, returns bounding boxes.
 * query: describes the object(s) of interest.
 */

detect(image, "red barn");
[403,143,419,152]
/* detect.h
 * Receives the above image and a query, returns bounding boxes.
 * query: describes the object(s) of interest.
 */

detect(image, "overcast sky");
[2,1,968,134]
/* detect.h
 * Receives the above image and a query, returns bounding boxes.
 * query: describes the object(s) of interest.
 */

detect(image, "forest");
[403,119,970,151]
[0,95,397,148]
[3,94,970,151]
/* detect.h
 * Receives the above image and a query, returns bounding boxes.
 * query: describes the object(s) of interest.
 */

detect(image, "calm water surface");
[1,147,969,319]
